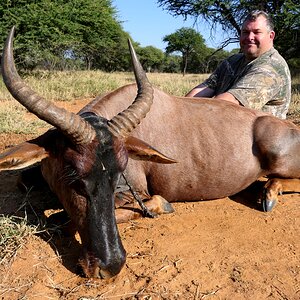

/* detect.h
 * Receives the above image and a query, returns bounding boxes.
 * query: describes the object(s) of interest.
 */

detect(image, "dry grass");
[0,71,209,133]
[0,214,38,266]
[0,71,209,102]
[0,69,298,107]
[0,101,46,134]
[0,70,133,102]
[0,70,299,132]
[147,72,209,96]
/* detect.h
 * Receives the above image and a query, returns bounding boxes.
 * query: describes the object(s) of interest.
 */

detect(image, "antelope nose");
[79,250,126,279]
[98,255,126,279]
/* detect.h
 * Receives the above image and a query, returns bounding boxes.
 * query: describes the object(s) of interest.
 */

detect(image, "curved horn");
[107,39,154,138]
[1,27,96,145]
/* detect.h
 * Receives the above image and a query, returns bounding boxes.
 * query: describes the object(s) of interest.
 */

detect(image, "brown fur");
[80,84,300,211]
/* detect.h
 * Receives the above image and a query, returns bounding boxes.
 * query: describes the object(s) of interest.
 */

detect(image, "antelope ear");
[0,141,49,170]
[125,136,177,164]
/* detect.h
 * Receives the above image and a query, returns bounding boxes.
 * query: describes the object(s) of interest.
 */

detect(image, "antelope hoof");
[142,198,174,218]
[145,195,175,217]
[161,199,175,214]
[262,198,276,212]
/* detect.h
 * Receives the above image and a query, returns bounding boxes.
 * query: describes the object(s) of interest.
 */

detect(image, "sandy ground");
[0,100,299,300]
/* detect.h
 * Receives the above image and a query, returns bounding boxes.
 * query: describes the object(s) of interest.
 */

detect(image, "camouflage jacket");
[203,48,291,119]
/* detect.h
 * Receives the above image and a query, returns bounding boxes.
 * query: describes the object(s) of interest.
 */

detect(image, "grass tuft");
[0,214,38,266]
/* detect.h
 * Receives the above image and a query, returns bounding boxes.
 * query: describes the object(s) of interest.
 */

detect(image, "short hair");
[242,10,274,32]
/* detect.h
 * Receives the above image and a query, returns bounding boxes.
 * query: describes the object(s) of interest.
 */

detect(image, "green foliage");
[158,0,300,61]
[0,0,130,70]
[163,27,209,75]
[0,1,236,74]
[163,27,206,55]
[189,47,230,74]
[162,54,181,73]
[272,0,300,60]
[137,46,165,72]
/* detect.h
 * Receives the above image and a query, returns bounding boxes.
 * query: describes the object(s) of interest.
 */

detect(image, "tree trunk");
[182,53,188,76]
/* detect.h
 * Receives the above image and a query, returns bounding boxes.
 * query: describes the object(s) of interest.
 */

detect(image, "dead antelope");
[1,27,299,278]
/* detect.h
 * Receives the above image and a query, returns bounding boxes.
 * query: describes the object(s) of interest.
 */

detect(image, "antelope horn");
[107,39,154,138]
[1,27,96,145]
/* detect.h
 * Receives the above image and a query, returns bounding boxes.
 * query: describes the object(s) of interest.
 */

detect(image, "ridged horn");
[1,27,96,145]
[107,39,154,138]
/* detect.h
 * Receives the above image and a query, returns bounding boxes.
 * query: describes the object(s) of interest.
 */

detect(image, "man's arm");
[186,84,241,106]
[214,92,241,105]
[185,83,215,97]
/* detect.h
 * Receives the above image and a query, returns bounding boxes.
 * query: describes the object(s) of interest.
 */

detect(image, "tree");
[157,0,300,61]
[0,0,130,71]
[137,46,165,72]
[163,27,207,75]
[162,54,181,73]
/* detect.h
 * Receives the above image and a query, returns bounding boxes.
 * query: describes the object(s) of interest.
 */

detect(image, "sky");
[112,0,238,51]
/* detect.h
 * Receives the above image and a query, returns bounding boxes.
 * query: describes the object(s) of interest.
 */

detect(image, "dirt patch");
[0,100,299,299]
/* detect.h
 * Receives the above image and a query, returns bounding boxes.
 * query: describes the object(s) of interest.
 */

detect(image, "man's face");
[240,15,275,61]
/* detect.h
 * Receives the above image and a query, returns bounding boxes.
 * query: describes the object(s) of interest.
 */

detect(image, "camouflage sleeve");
[202,60,227,90]
[228,65,282,110]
